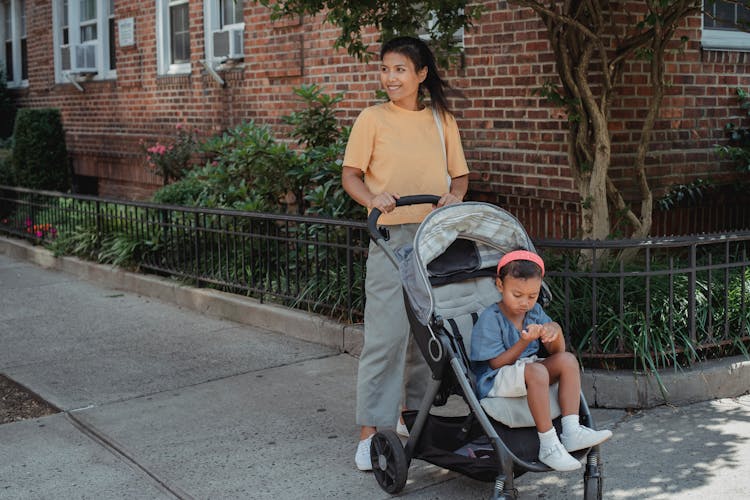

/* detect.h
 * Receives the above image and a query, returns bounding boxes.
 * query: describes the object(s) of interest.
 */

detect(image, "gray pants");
[356,224,431,428]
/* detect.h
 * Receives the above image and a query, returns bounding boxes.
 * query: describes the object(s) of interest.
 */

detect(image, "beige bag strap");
[432,106,451,189]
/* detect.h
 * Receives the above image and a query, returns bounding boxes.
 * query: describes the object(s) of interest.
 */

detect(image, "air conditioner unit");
[60,46,71,71]
[213,27,244,60]
[71,44,97,74]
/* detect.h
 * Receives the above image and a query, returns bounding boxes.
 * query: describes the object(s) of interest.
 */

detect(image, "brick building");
[2,1,749,238]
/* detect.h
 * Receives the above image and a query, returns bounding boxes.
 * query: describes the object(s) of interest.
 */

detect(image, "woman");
[341,36,470,471]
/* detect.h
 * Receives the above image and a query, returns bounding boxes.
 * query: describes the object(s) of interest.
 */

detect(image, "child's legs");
[540,352,581,416]
[524,362,553,432]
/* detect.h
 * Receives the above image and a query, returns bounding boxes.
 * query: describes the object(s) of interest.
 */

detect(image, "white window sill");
[702,29,750,52]
[161,62,191,76]
[6,80,29,89]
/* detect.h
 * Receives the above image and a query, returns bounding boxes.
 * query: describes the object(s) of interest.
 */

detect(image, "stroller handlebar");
[367,195,442,242]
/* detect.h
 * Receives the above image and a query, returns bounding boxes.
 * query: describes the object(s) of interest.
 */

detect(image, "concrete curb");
[2,235,748,409]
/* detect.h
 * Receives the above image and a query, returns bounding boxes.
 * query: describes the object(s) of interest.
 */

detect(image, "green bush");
[141,124,200,185]
[151,175,205,206]
[12,108,70,191]
[544,248,750,375]
[716,87,750,174]
[151,85,360,219]
[200,120,299,210]
[0,69,15,139]
[0,146,12,185]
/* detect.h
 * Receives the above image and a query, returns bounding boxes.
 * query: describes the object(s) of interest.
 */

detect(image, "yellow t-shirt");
[343,101,470,225]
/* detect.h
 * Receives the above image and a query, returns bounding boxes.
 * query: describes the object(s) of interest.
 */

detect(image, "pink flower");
[35,230,43,238]
[25,218,32,227]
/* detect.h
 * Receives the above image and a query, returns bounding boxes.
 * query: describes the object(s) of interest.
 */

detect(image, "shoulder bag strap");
[432,106,451,189]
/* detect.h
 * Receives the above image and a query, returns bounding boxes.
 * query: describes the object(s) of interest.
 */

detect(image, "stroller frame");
[365,196,604,500]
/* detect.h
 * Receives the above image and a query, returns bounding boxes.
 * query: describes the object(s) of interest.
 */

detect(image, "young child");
[470,250,612,471]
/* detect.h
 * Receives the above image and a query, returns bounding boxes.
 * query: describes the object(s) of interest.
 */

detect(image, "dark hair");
[380,36,454,116]
[498,260,543,281]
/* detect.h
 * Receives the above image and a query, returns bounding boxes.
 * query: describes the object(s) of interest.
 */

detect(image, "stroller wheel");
[371,430,408,494]
[583,475,603,500]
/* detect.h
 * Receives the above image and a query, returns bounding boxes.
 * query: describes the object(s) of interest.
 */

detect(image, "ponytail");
[380,36,456,117]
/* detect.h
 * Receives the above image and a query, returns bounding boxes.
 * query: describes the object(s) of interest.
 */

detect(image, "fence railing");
[0,185,369,321]
[535,235,750,370]
[1,185,748,369]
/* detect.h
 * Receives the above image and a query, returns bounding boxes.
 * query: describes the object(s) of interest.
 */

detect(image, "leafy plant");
[11,108,70,192]
[196,121,298,210]
[0,145,12,186]
[47,223,101,259]
[141,123,200,185]
[656,178,714,211]
[716,87,750,174]
[545,246,750,378]
[152,85,359,219]
[283,84,344,148]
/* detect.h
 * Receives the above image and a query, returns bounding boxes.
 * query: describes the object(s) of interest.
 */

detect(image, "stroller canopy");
[400,202,538,325]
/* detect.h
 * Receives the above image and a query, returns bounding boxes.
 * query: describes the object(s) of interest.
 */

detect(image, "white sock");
[561,414,580,436]
[538,428,559,449]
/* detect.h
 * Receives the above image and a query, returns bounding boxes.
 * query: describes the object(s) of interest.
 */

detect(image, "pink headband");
[497,250,545,277]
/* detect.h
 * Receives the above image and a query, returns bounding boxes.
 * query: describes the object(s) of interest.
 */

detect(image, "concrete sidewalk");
[1,250,750,499]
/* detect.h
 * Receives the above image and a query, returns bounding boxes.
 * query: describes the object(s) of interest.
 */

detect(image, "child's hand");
[521,324,543,341]
[539,323,560,344]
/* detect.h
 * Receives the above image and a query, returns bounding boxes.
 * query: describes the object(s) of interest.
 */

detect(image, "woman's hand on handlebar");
[436,192,462,208]
[368,192,400,213]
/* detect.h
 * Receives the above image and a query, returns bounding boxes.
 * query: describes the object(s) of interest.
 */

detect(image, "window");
[157,0,191,74]
[53,0,116,81]
[703,0,750,51]
[107,0,114,70]
[221,0,244,27]
[204,0,245,64]
[1,0,27,87]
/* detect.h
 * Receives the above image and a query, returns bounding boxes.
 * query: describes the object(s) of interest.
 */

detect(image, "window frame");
[702,0,750,52]
[203,0,245,66]
[1,0,28,88]
[52,0,116,83]
[157,0,191,75]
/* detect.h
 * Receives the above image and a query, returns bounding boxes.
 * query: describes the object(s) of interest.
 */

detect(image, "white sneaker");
[355,435,373,471]
[560,425,613,452]
[539,441,582,471]
[396,420,409,438]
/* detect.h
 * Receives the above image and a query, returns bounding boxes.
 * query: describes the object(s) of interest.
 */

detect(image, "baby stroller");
[366,196,605,500]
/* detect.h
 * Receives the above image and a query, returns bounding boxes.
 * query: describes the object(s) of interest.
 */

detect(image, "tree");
[258,1,742,241]
[512,1,705,241]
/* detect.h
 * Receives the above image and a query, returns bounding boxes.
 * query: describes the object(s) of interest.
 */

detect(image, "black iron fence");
[0,185,369,321]
[535,235,750,370]
[1,185,748,369]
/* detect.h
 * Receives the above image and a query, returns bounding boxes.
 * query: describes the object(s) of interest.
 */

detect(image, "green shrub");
[151,176,205,206]
[283,84,359,219]
[716,87,750,174]
[12,108,70,191]
[544,248,750,375]
[153,121,296,211]
[0,146,12,185]
[141,124,200,185]
[151,85,359,219]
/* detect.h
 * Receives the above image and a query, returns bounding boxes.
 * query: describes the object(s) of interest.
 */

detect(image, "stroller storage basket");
[402,411,578,482]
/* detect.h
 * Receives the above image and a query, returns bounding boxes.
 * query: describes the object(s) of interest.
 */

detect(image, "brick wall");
[8,1,750,239]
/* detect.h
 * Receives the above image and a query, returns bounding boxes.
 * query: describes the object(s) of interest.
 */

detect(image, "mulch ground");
[0,374,60,424]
